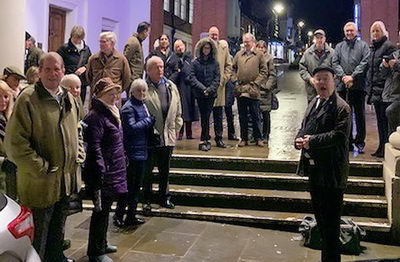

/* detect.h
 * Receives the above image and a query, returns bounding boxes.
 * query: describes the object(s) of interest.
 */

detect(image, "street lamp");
[272,3,285,38]
[297,21,305,42]
[307,31,313,45]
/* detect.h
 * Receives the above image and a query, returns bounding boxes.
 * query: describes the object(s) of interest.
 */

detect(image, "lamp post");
[272,3,284,38]
[307,31,313,45]
[297,21,305,42]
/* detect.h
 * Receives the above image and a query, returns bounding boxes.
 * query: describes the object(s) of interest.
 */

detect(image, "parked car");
[0,192,40,261]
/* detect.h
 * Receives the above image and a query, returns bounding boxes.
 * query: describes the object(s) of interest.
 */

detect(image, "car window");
[0,193,7,212]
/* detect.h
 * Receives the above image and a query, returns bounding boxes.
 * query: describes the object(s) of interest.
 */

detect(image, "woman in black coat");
[366,21,397,157]
[169,40,198,139]
[191,38,220,151]
[146,34,177,79]
[57,25,91,104]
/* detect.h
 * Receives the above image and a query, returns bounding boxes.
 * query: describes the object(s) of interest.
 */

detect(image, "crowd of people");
[0,18,398,262]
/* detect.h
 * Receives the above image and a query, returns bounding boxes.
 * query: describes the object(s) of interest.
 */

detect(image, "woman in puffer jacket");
[366,21,396,157]
[190,38,220,151]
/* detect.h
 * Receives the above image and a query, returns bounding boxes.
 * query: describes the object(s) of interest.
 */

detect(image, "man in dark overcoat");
[295,66,351,262]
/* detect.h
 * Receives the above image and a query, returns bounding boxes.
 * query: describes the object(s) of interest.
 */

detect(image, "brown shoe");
[238,141,248,147]
[256,141,264,147]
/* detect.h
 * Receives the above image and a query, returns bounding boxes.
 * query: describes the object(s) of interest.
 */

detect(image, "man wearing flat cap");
[295,66,351,262]
[2,66,26,98]
[299,29,335,103]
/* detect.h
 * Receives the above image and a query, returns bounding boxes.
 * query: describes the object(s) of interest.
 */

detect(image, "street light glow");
[298,21,305,28]
[307,31,313,37]
[273,3,284,14]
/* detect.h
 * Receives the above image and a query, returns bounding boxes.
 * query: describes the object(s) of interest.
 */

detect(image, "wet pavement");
[65,211,400,262]
[174,67,381,162]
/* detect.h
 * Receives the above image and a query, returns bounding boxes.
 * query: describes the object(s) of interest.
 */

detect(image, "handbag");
[299,216,366,255]
[271,92,279,110]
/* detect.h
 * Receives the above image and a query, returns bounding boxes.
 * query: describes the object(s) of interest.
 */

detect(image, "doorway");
[48,6,66,52]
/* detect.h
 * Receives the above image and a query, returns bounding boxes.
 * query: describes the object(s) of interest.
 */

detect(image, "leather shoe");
[112,214,124,227]
[160,199,175,209]
[105,245,118,254]
[206,141,211,150]
[238,141,248,147]
[256,141,265,147]
[124,216,145,226]
[142,203,152,216]
[228,135,240,141]
[216,140,226,148]
[198,143,208,151]
[187,135,194,139]
[89,255,113,262]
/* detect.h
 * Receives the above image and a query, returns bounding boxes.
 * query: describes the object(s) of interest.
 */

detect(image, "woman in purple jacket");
[114,79,155,227]
[83,77,127,262]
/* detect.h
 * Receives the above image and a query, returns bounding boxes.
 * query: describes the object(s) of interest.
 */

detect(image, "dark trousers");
[262,110,271,139]
[197,97,215,141]
[143,146,173,203]
[80,85,88,106]
[310,188,344,262]
[374,101,390,151]
[87,193,115,256]
[225,105,236,137]
[179,121,193,137]
[238,97,262,141]
[115,160,146,220]
[32,196,69,262]
[338,90,366,145]
[213,106,224,141]
[386,101,400,135]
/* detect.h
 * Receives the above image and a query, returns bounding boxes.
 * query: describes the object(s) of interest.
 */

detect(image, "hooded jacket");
[190,38,221,99]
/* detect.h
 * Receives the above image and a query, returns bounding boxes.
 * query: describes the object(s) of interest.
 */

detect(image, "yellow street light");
[298,21,305,28]
[273,3,285,14]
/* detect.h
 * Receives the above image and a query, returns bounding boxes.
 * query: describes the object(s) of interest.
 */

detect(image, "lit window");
[174,0,180,17]
[180,0,187,20]
[189,0,193,24]
[164,0,170,11]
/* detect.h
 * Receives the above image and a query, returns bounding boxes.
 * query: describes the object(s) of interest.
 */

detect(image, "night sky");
[288,0,355,44]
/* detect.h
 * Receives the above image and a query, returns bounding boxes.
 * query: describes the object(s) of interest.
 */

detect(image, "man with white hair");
[333,22,370,153]
[142,56,182,212]
[232,33,268,147]
[86,32,131,95]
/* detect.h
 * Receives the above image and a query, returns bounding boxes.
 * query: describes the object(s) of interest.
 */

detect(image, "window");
[180,0,187,20]
[164,0,170,11]
[174,0,180,17]
[189,0,193,24]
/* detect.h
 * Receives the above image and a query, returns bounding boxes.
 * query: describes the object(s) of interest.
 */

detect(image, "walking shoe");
[228,134,240,141]
[160,199,175,209]
[177,133,183,140]
[124,216,145,226]
[371,149,384,158]
[256,141,265,147]
[216,140,226,148]
[105,245,118,254]
[142,203,152,216]
[112,214,125,227]
[89,255,113,262]
[238,141,249,147]
[206,141,212,150]
[355,143,365,154]
[198,143,208,151]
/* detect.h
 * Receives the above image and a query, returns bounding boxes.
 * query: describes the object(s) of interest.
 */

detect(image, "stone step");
[81,202,391,243]
[154,168,385,196]
[171,154,383,177]
[152,184,388,218]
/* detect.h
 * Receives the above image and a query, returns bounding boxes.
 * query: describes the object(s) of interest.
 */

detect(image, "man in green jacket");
[5,52,81,262]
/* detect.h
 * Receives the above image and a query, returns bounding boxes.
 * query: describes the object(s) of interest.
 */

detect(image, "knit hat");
[93,77,121,97]
[3,66,26,80]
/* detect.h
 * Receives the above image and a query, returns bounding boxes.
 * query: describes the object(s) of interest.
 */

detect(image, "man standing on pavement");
[5,52,81,262]
[143,56,183,212]
[232,33,268,147]
[124,21,151,81]
[295,66,351,262]
[333,22,370,153]
[208,26,234,146]
[299,29,335,103]
[86,32,131,95]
